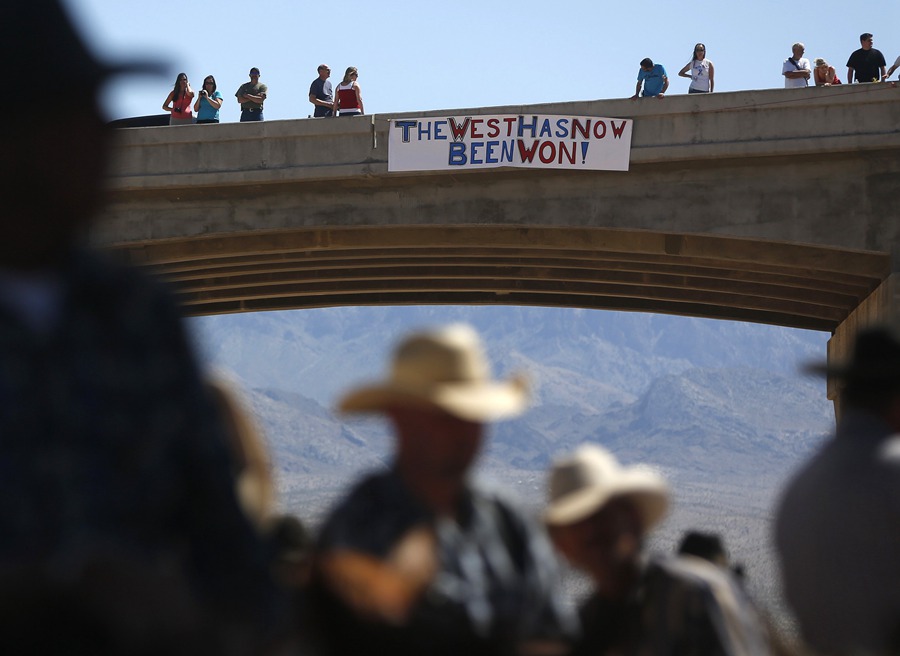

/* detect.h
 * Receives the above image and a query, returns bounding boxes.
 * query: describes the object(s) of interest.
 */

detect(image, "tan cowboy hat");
[338,323,529,422]
[544,443,669,531]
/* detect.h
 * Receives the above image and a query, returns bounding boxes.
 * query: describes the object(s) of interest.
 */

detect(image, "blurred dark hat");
[678,531,727,563]
[806,325,900,387]
[267,515,312,564]
[2,0,165,93]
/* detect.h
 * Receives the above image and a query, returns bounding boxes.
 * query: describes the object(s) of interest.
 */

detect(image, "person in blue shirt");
[632,57,669,98]
[194,74,224,123]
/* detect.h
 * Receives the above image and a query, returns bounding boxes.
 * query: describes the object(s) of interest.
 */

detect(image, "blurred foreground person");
[677,530,728,567]
[777,325,900,655]
[207,376,278,530]
[0,556,211,655]
[678,530,748,585]
[545,444,772,656]
[0,1,283,652]
[313,324,575,656]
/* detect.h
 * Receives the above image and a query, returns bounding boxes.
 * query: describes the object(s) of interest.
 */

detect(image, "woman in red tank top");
[162,73,195,125]
[333,67,364,116]
[813,58,842,86]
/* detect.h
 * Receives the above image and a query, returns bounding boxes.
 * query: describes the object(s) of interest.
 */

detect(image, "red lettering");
[558,141,576,165]
[503,116,517,137]
[593,121,607,139]
[539,141,556,164]
[517,140,540,163]
[611,120,628,139]
[447,117,470,141]
[486,118,500,138]
[470,118,484,138]
[571,119,590,140]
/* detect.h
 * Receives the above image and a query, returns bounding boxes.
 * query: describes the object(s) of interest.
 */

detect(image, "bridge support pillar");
[827,272,900,421]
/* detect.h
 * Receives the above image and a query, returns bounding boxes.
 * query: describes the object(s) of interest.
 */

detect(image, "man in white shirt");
[783,42,811,88]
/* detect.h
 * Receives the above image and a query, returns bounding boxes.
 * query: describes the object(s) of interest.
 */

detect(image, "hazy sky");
[65,0,900,122]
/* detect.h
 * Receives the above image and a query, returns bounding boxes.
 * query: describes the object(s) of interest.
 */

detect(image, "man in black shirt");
[847,32,886,83]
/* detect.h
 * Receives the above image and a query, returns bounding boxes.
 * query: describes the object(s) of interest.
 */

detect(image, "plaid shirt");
[573,555,772,656]
[0,250,279,633]
[315,466,577,655]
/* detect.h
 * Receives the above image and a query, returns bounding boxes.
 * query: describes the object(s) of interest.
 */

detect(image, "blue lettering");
[434,120,447,140]
[556,118,569,138]
[539,118,553,138]
[417,121,432,140]
[501,140,515,162]
[485,141,499,164]
[395,120,417,143]
[517,115,538,138]
[470,141,484,165]
[449,142,467,165]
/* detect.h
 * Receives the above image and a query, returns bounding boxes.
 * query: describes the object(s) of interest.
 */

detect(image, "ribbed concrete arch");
[120,225,887,332]
[99,85,900,338]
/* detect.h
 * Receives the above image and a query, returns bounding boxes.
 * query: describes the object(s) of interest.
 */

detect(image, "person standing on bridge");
[311,324,575,656]
[678,43,715,93]
[813,58,842,86]
[309,64,334,117]
[236,66,267,121]
[885,53,900,80]
[333,66,364,116]
[194,74,224,124]
[847,33,886,83]
[631,58,668,99]
[776,325,900,655]
[162,72,195,124]
[783,42,811,88]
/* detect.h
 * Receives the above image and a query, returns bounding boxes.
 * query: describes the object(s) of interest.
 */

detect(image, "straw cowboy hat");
[338,323,529,422]
[544,444,669,531]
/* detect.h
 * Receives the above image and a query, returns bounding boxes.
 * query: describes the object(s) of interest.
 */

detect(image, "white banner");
[388,114,633,172]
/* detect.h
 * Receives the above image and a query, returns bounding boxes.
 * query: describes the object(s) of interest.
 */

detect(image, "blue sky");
[65,0,900,122]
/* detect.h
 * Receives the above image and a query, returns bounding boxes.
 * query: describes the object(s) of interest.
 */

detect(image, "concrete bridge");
[96,84,900,402]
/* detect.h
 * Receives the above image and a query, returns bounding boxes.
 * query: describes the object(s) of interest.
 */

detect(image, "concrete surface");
[94,85,899,345]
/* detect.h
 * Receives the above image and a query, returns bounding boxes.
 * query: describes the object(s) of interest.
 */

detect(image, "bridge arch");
[97,85,900,402]
[119,225,886,333]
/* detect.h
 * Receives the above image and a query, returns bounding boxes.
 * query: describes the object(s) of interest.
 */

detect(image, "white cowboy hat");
[544,443,669,531]
[338,323,529,422]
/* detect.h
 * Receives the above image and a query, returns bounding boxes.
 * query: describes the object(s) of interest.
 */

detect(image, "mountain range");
[189,305,835,635]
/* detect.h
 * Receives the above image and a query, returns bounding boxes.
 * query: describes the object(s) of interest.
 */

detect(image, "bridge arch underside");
[118,225,888,332]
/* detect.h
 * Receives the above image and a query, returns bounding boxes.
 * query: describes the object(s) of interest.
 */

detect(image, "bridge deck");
[98,85,900,330]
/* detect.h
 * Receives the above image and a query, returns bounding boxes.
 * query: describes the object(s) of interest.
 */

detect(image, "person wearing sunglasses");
[162,72,195,125]
[678,43,714,93]
[333,66,364,117]
[194,75,223,124]
[235,67,267,122]
[309,64,334,117]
